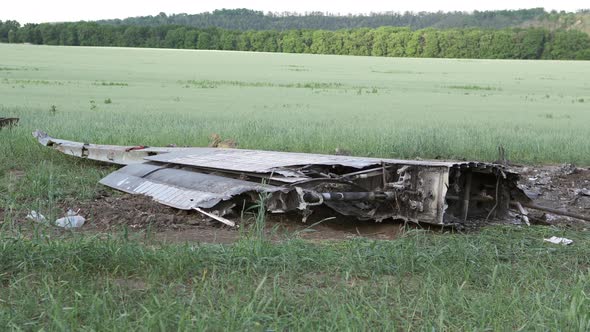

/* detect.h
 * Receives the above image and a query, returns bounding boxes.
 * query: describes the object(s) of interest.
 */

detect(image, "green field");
[1,44,589,164]
[1,44,590,330]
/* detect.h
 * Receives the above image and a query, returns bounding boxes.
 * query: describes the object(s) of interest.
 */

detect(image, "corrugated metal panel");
[145,148,464,173]
[99,163,286,210]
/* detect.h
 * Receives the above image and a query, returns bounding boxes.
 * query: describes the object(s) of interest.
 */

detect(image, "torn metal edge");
[33,130,188,165]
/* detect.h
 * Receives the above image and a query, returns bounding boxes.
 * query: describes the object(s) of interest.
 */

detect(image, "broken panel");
[33,130,189,165]
[100,162,287,210]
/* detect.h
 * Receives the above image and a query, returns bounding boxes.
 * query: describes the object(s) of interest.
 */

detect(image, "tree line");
[1,20,589,60]
[96,8,549,30]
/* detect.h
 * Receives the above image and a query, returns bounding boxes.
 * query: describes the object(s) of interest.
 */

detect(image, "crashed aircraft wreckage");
[33,130,589,226]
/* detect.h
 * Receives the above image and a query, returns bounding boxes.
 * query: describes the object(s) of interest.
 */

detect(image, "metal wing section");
[145,148,458,173]
[34,131,535,226]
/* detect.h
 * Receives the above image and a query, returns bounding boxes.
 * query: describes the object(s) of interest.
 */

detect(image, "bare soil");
[65,194,406,243]
[513,164,590,225]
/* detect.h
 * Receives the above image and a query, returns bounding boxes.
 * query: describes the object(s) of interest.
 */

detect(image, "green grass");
[1,44,590,330]
[0,44,589,165]
[0,226,588,330]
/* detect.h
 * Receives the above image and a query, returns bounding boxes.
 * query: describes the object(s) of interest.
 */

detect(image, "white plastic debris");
[55,209,85,228]
[543,236,573,245]
[26,210,47,223]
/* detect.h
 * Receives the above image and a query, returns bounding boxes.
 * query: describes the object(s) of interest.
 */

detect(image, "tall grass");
[0,226,588,330]
[1,44,589,165]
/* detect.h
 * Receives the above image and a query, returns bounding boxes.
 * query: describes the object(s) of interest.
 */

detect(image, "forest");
[95,8,549,30]
[1,20,589,60]
[1,8,590,60]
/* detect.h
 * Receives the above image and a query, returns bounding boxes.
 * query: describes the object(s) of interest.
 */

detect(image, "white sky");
[3,0,589,24]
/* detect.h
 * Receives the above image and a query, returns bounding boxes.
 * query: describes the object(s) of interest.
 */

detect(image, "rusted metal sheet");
[34,130,526,226]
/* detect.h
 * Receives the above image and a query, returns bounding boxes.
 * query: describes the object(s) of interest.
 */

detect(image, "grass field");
[1,44,590,330]
[1,44,589,164]
[0,227,588,330]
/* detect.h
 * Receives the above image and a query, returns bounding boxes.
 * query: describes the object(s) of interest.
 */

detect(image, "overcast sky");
[3,0,589,24]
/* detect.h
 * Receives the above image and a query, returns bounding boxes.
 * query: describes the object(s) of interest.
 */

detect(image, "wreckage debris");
[26,210,47,223]
[26,208,86,228]
[33,130,590,227]
[0,117,19,130]
[55,209,86,228]
[544,236,573,245]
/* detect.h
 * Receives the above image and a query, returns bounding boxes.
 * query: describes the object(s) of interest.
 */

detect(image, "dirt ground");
[512,164,590,224]
[66,194,406,243]
[3,164,588,243]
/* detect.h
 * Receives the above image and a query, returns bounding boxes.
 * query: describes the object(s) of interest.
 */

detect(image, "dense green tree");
[576,49,590,60]
[342,28,373,56]
[183,30,198,49]
[76,23,102,46]
[310,30,329,54]
[463,30,483,58]
[0,19,588,60]
[405,31,424,57]
[543,30,590,59]
[61,24,79,45]
[164,27,186,48]
[511,28,546,59]
[371,27,391,56]
[94,8,549,31]
[300,30,314,53]
[421,29,441,58]
[237,31,253,51]
[7,29,17,43]
[386,28,412,57]
[196,31,212,49]
[0,20,20,42]
[489,30,517,59]
[282,30,305,53]
[39,24,60,45]
[323,31,344,54]
[220,31,237,50]
[123,26,146,47]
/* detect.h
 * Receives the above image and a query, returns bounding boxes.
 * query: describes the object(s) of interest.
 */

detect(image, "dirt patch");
[513,164,590,226]
[67,193,215,231]
[52,192,404,243]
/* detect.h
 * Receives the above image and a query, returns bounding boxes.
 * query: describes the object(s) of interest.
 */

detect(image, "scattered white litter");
[543,236,573,245]
[55,209,85,228]
[26,210,47,223]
